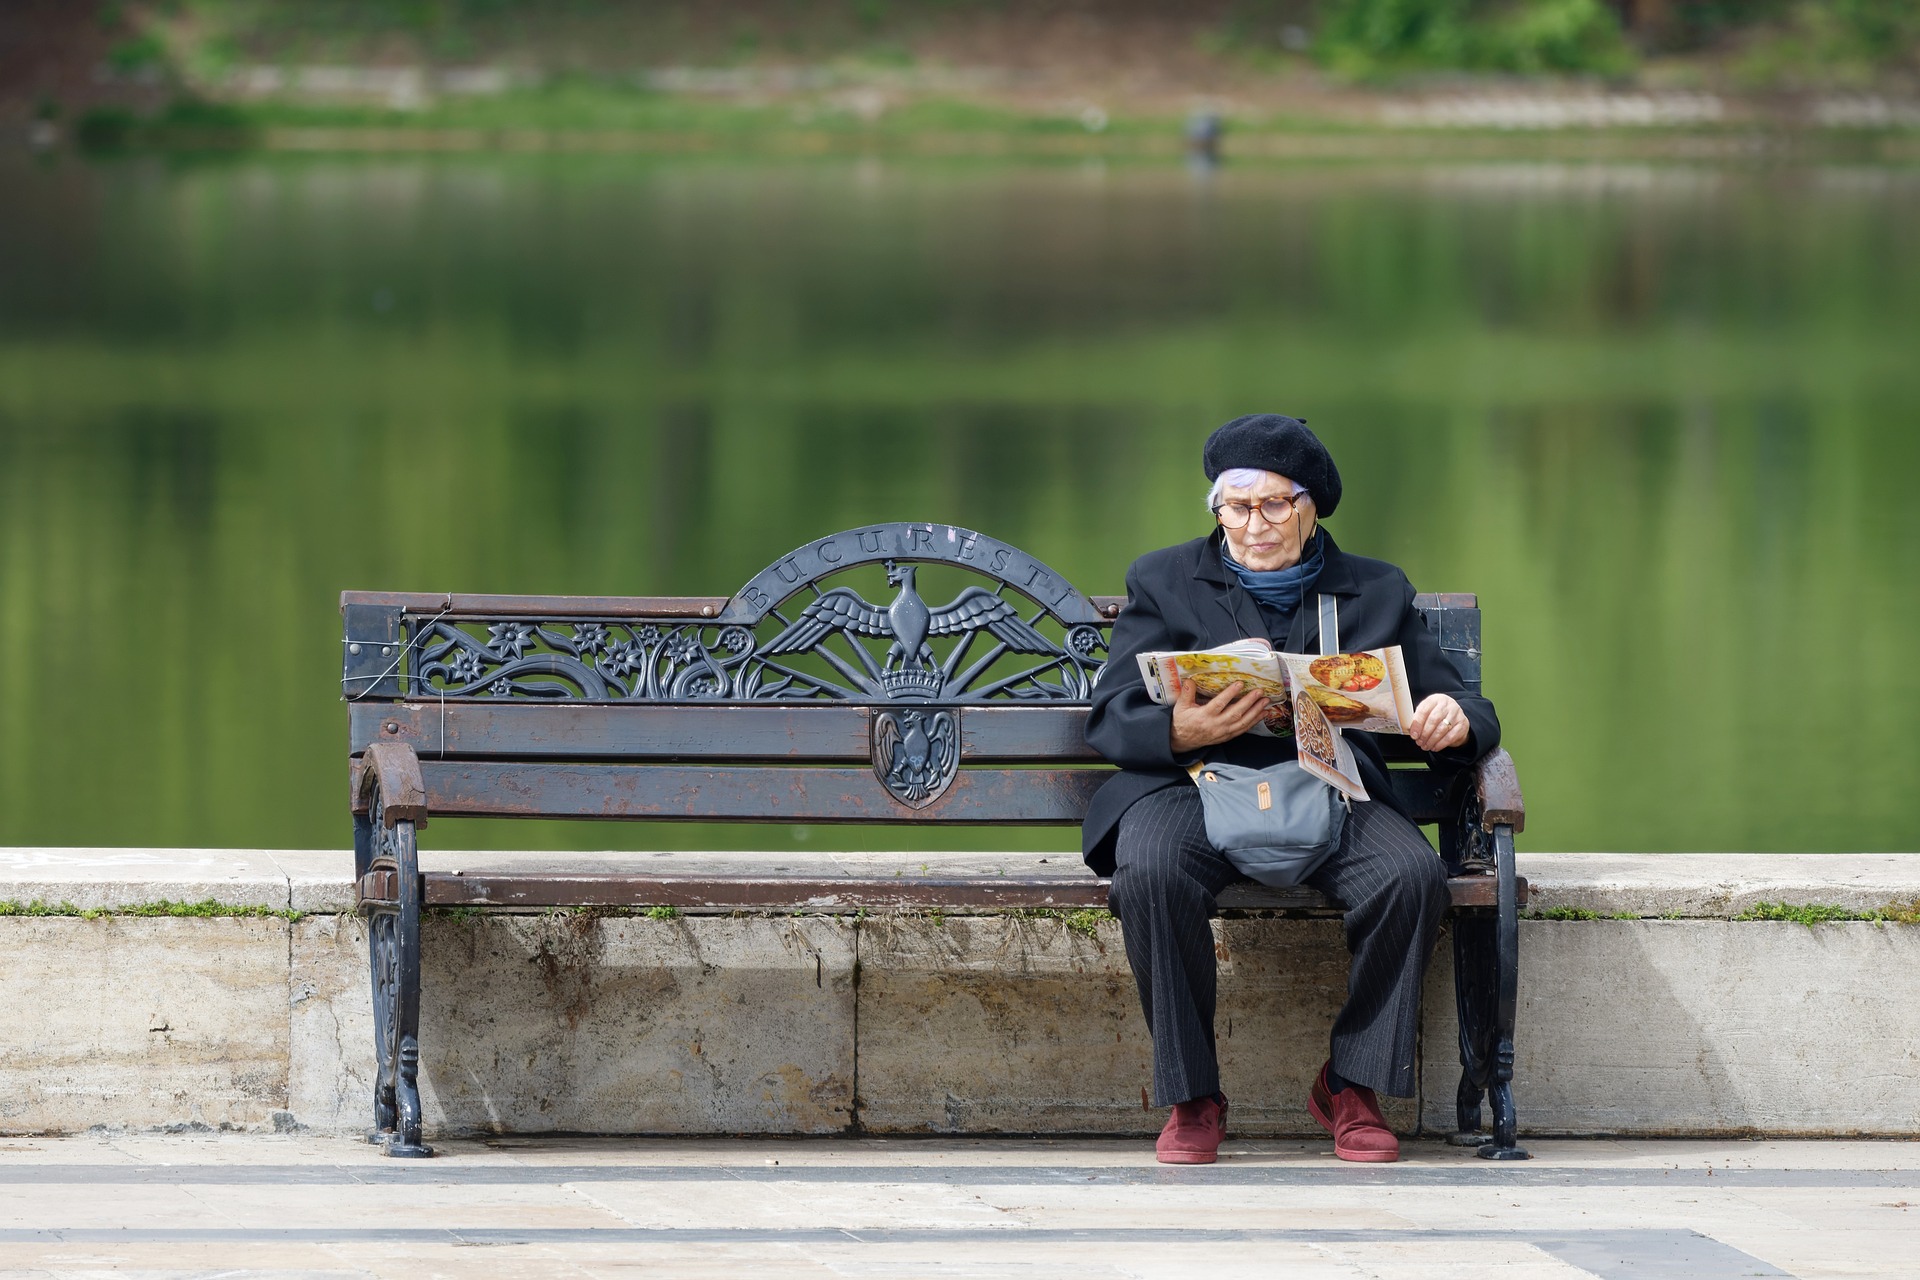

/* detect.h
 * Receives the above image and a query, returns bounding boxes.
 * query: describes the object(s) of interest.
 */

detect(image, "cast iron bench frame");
[342,522,1528,1159]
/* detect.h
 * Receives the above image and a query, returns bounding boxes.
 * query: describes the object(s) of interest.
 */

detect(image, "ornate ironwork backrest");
[341,529,1478,814]
[342,523,1117,707]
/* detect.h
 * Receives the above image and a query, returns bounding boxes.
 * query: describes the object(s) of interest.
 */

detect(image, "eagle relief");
[758,558,1062,806]
[758,560,1058,702]
[870,707,960,809]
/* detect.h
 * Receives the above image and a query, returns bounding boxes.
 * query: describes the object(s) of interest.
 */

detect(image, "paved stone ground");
[0,1135,1913,1277]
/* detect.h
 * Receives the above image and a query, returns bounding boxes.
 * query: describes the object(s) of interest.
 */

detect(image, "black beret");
[1202,413,1341,518]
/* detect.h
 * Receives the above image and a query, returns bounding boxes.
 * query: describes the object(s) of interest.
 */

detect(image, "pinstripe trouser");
[1108,784,1448,1106]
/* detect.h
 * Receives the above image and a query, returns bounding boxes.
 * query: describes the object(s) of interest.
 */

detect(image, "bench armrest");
[353,741,429,829]
[1473,748,1524,834]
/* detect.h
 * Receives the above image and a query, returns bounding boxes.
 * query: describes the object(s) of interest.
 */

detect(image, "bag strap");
[1318,593,1339,657]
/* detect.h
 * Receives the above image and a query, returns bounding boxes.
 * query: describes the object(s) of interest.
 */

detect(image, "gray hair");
[1205,467,1306,513]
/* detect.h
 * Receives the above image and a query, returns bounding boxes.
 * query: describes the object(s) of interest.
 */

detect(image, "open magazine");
[1136,639,1416,802]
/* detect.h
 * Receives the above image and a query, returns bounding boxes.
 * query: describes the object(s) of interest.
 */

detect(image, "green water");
[2,153,1916,854]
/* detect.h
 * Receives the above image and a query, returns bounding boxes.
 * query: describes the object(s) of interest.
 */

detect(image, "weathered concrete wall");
[291,913,856,1136]
[815,913,1412,1137]
[1421,920,1920,1136]
[4,849,1919,1140]
[855,914,1148,1134]
[0,917,292,1133]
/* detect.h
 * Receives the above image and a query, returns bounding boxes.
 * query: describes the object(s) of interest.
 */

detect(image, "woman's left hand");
[1407,694,1471,752]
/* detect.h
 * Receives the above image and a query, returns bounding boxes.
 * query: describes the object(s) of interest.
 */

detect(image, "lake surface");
[2,152,1915,854]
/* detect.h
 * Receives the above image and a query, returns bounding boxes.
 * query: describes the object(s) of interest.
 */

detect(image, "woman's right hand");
[1168,670,1271,755]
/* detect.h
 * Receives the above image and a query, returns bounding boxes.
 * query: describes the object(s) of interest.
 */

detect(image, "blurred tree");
[1315,0,1633,74]
[1608,0,1920,63]
[1815,0,1920,62]
[1604,0,1675,46]
[1316,0,1920,73]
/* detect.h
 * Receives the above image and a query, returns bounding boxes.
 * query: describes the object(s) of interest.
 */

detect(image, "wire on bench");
[341,600,454,759]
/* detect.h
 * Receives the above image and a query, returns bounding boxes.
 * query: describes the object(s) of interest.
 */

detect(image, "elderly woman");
[1082,414,1500,1166]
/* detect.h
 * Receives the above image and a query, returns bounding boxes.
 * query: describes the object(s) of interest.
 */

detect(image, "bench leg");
[354,811,395,1143]
[363,800,433,1158]
[1449,824,1528,1159]
[1447,910,1494,1147]
[367,906,400,1143]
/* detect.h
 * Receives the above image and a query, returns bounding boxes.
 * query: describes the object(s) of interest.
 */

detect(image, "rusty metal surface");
[1475,749,1526,832]
[358,868,398,905]
[357,743,428,828]
[416,761,1108,823]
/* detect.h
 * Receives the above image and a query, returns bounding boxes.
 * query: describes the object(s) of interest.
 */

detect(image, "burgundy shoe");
[1155,1094,1228,1165]
[1307,1062,1400,1163]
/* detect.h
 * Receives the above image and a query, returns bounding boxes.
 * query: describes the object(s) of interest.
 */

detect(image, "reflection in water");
[0,155,1915,853]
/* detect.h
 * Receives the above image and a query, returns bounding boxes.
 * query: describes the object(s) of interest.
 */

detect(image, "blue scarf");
[1222,530,1325,621]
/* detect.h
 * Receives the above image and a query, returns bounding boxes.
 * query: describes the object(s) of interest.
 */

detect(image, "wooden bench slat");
[391,871,1521,911]
[340,591,1469,623]
[340,591,729,618]
[960,707,1099,760]
[352,703,1104,762]
[426,873,1112,909]
[418,762,1109,823]
[356,703,870,760]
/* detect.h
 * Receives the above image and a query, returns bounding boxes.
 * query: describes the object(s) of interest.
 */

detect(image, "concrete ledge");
[2,848,1916,1140]
[1518,853,1920,917]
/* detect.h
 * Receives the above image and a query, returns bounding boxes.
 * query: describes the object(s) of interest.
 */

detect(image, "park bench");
[342,523,1528,1159]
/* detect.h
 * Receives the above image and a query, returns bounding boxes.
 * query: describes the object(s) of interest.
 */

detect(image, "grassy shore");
[47,68,1920,164]
[21,0,1918,158]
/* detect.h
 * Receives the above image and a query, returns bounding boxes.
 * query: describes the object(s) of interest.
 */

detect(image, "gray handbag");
[1187,595,1348,888]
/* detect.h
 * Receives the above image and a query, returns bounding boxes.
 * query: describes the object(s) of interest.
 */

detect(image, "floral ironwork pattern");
[386,526,1114,705]
[409,612,1106,704]
[415,620,760,701]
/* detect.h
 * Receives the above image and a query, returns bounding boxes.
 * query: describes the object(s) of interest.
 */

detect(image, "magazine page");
[1136,639,1293,737]
[1288,687,1370,801]
[1278,647,1416,736]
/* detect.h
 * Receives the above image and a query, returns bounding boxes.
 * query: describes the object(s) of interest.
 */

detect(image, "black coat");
[1080,529,1500,876]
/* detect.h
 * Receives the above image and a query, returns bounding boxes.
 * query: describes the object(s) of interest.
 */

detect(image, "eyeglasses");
[1212,493,1308,529]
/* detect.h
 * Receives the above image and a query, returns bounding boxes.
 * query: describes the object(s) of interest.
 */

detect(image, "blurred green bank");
[1,153,1915,855]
